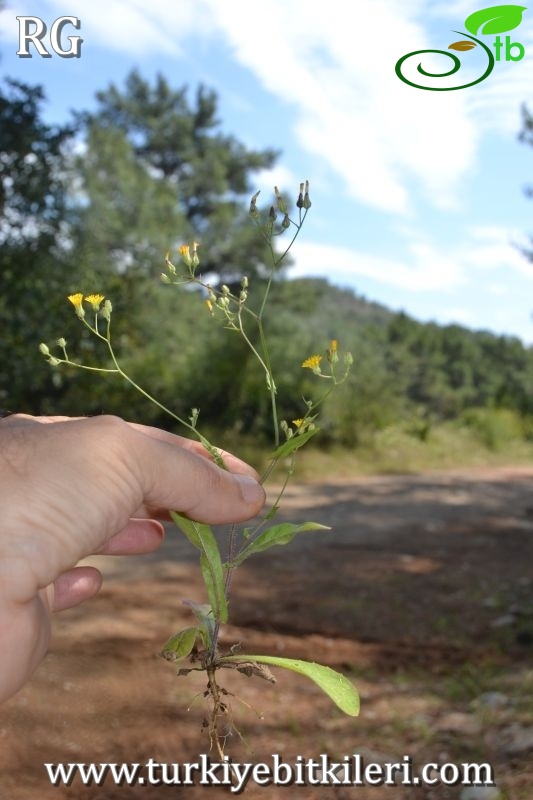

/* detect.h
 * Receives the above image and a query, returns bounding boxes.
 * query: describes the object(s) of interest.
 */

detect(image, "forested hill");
[25,272,533,446]
[263,277,533,445]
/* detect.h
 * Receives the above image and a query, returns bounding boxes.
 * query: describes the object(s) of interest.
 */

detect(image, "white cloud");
[44,0,201,56]
[202,0,479,214]
[465,225,533,277]
[254,164,298,192]
[4,0,532,215]
[438,306,477,325]
[290,224,533,293]
[289,239,467,292]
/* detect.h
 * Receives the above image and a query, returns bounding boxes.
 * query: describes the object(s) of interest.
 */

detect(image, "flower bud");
[327,339,339,363]
[303,180,312,209]
[191,241,200,269]
[249,190,260,218]
[39,343,50,356]
[56,338,67,348]
[274,186,288,214]
[101,300,113,321]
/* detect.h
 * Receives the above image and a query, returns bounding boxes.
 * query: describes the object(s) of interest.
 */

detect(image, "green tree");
[0,71,282,418]
[75,70,279,287]
[0,79,77,413]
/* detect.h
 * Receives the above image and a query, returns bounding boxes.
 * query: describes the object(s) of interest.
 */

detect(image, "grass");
[201,416,533,480]
[281,423,533,481]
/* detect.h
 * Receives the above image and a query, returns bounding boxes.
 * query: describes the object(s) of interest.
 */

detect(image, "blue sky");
[2,0,533,342]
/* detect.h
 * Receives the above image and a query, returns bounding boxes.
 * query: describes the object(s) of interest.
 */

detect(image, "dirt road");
[2,467,532,799]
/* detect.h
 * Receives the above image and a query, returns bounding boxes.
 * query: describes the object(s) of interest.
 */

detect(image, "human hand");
[0,414,265,702]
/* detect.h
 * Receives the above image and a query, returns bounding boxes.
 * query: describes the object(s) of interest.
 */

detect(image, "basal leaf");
[464,4,526,35]
[272,427,319,459]
[200,552,229,624]
[232,521,331,566]
[449,40,477,50]
[183,600,216,646]
[160,627,199,661]
[171,512,228,623]
[220,654,360,716]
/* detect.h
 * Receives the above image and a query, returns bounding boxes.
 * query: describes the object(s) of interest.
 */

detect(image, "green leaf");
[220,655,360,716]
[272,428,319,459]
[464,4,526,35]
[171,512,228,623]
[232,521,331,566]
[199,552,228,624]
[160,627,199,661]
[183,601,215,647]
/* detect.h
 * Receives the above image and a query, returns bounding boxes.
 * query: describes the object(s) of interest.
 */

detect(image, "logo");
[16,15,83,59]
[395,4,526,90]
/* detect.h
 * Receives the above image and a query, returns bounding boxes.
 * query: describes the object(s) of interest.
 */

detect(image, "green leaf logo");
[465,4,527,35]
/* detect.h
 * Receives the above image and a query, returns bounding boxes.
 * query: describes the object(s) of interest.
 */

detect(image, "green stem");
[235,453,296,557]
[257,318,279,448]
[102,319,202,440]
[236,309,280,448]
[54,360,119,375]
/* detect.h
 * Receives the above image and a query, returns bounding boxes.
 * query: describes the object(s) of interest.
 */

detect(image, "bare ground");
[1,466,533,799]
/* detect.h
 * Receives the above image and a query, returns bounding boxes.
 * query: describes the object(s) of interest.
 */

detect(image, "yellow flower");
[85,293,105,311]
[179,243,193,268]
[67,293,83,308]
[67,293,85,318]
[292,418,304,428]
[301,354,322,370]
[330,339,338,354]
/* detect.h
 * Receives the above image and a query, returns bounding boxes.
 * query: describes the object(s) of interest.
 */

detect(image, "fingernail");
[236,474,265,505]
